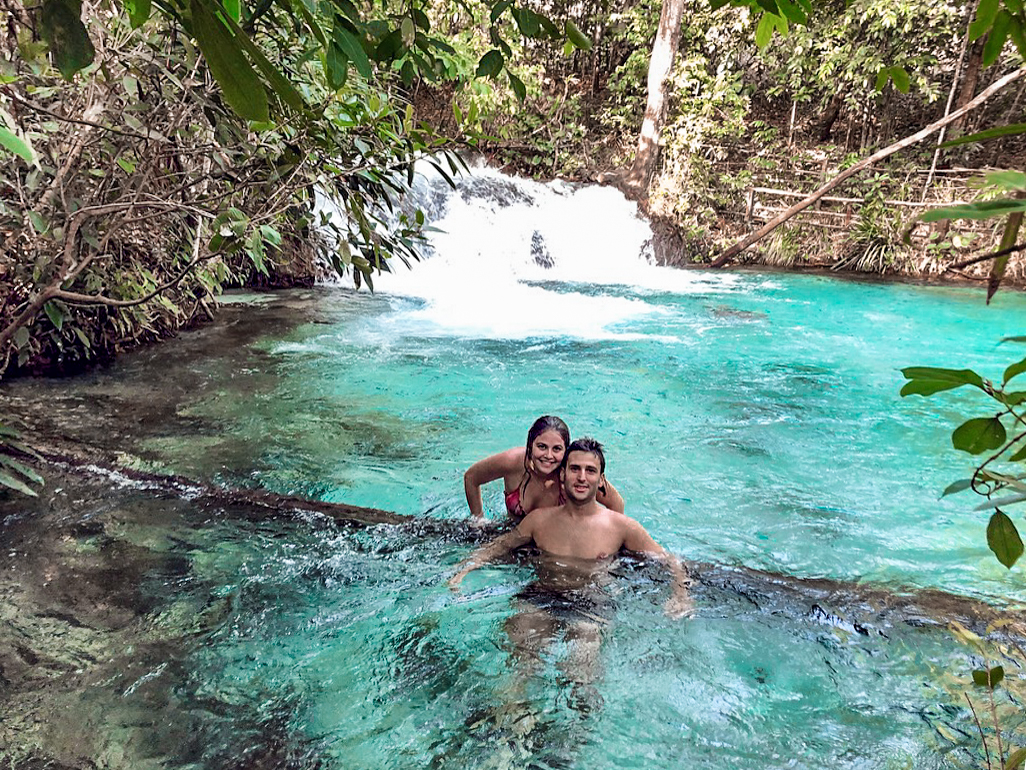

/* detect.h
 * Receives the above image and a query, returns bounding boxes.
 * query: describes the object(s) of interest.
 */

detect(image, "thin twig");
[966,691,993,770]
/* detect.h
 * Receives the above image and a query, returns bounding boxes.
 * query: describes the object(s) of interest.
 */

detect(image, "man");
[448,437,693,619]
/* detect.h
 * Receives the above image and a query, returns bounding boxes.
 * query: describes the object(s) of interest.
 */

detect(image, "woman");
[464,415,625,523]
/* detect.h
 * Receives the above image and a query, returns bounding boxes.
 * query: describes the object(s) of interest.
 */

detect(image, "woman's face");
[529,429,566,475]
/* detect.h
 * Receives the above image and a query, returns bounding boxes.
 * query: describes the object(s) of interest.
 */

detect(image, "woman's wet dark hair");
[524,415,570,472]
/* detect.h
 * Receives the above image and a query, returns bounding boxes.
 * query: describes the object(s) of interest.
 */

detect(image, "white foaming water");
[321,160,743,341]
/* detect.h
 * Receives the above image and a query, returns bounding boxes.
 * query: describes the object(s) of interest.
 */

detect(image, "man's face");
[562,450,603,504]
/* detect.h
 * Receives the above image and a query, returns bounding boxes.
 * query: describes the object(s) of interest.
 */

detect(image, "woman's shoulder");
[468,445,524,472]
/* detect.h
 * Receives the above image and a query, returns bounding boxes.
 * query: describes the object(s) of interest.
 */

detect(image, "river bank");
[4,161,1020,383]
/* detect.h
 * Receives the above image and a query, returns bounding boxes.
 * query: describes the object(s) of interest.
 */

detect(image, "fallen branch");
[709,66,1026,268]
[946,242,1026,271]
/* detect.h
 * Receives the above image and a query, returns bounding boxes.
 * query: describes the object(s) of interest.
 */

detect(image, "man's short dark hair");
[564,437,605,474]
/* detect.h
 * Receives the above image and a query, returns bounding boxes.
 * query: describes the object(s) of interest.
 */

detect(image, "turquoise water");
[125,274,1026,601]
[5,169,1026,768]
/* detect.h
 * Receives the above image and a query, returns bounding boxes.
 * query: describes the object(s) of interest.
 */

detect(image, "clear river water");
[3,164,1026,769]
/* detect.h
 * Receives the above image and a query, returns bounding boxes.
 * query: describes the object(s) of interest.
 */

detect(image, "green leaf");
[512,7,541,37]
[1006,746,1026,770]
[326,42,349,89]
[0,455,44,486]
[508,71,526,101]
[539,15,560,38]
[775,0,806,24]
[874,68,889,92]
[28,211,49,234]
[223,0,240,21]
[941,479,973,497]
[411,8,429,31]
[952,416,1007,455]
[0,470,38,497]
[1005,357,1026,384]
[989,205,1023,303]
[755,13,777,49]
[984,10,1012,67]
[476,49,504,78]
[976,492,1026,509]
[334,26,372,79]
[1010,15,1026,58]
[986,170,1026,193]
[73,326,91,349]
[214,8,303,111]
[941,124,1026,148]
[899,367,984,396]
[970,0,1000,41]
[245,229,267,275]
[922,199,1026,222]
[43,300,64,331]
[566,20,592,51]
[374,29,404,62]
[1011,443,1026,461]
[333,0,362,24]
[890,66,910,94]
[259,224,282,247]
[293,1,326,45]
[490,0,513,22]
[989,512,1023,569]
[40,0,96,79]
[400,17,415,46]
[190,0,268,121]
[0,126,34,163]
[400,59,415,86]
[973,664,1007,686]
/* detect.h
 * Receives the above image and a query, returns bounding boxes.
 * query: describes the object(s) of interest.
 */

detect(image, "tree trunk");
[623,0,686,196]
[816,93,844,141]
[949,39,984,138]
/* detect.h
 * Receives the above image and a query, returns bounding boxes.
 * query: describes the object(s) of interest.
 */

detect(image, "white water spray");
[323,159,745,341]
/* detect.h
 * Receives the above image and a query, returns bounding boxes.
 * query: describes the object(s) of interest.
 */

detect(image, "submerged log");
[29,436,1026,642]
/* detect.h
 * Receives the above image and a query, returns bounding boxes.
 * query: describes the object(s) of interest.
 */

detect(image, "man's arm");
[623,518,694,618]
[447,520,534,590]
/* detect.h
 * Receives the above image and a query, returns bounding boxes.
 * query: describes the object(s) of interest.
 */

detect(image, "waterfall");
[321,159,744,341]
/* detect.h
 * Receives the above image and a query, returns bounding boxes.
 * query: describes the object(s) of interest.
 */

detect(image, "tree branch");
[52,250,223,308]
[946,242,1026,271]
[710,66,1026,268]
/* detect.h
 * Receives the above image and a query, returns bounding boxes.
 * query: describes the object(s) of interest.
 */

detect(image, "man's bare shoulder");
[517,505,559,533]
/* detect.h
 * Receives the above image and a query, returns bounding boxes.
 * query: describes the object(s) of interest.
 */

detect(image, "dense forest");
[1,0,1024,380]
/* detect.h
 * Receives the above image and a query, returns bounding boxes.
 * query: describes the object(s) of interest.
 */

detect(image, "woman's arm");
[598,478,625,513]
[463,447,524,520]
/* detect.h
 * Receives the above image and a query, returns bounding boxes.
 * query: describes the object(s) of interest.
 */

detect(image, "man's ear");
[599,474,607,496]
